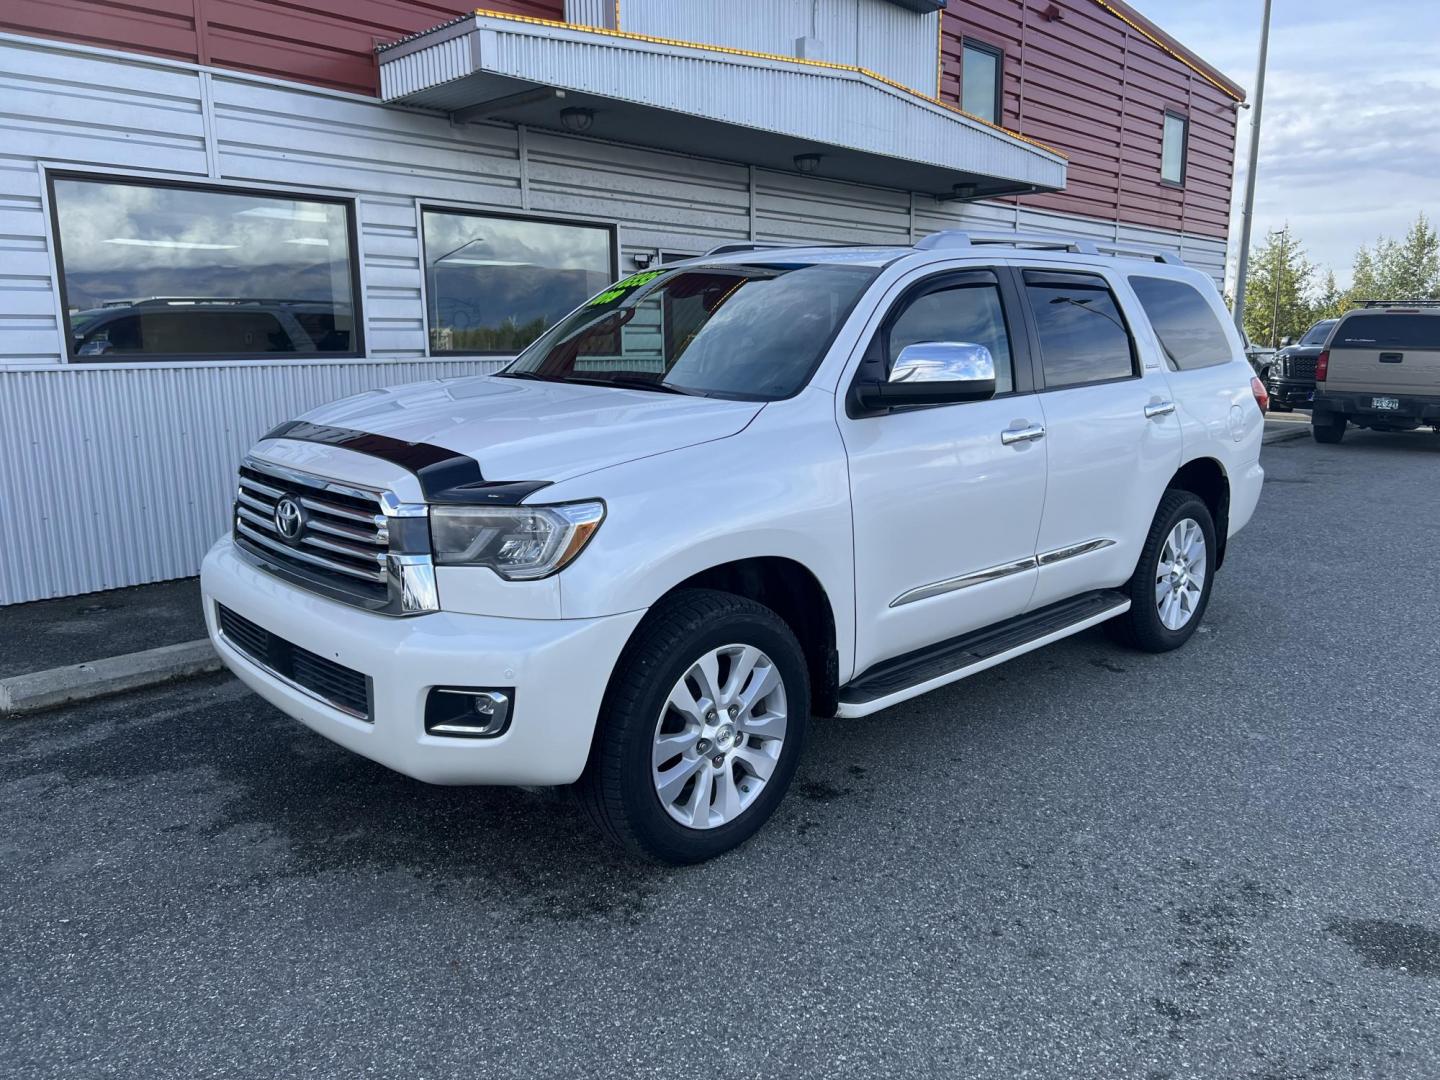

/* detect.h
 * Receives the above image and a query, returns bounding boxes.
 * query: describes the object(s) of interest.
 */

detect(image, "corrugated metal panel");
[0,359,504,604]
[564,0,615,29]
[527,131,751,250]
[854,2,938,93]
[611,0,937,94]
[384,14,1066,190]
[755,170,911,246]
[379,31,473,99]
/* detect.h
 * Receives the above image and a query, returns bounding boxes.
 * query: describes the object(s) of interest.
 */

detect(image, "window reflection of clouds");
[52,178,353,308]
[422,211,610,271]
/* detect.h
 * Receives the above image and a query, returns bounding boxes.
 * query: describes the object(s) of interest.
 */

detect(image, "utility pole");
[1270,228,1285,348]
[1231,0,1273,332]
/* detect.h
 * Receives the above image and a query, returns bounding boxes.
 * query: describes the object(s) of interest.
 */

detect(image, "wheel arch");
[644,557,841,718]
[1166,456,1231,569]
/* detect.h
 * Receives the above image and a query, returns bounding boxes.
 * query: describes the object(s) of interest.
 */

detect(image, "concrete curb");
[0,640,221,718]
[1262,425,1310,446]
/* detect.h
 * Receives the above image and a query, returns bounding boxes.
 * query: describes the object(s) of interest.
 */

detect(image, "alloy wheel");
[1155,517,1207,630]
[651,644,789,830]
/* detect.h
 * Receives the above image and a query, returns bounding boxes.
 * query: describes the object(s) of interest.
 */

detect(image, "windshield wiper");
[495,370,549,381]
[566,375,704,396]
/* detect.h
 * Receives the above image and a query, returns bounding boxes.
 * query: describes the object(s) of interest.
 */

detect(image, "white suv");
[202,231,1266,863]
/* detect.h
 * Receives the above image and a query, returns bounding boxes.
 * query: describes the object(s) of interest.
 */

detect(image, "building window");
[49,174,361,361]
[961,41,1002,124]
[1162,111,1188,184]
[422,209,615,354]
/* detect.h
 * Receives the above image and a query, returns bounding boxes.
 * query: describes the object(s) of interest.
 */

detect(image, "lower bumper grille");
[217,604,372,721]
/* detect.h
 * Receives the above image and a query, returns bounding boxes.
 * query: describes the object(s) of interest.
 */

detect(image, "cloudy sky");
[1133,0,1439,288]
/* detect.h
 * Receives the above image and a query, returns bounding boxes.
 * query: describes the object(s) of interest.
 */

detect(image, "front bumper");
[1266,377,1315,408]
[201,537,644,786]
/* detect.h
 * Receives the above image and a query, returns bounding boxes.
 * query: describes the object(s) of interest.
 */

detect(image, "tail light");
[1315,350,1329,381]
[1250,375,1269,413]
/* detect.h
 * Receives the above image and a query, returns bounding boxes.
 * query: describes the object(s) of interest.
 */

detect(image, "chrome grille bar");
[233,455,437,615]
[236,517,387,584]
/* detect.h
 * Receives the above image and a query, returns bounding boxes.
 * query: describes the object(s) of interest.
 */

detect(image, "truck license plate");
[1372,396,1400,410]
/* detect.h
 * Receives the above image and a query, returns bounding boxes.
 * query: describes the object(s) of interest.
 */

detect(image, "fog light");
[425,688,513,738]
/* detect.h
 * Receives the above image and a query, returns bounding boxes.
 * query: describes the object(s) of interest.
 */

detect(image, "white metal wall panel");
[527,131,752,250]
[853,2,939,94]
[0,360,504,604]
[613,0,939,94]
[754,170,911,246]
[0,38,208,174]
[618,0,814,57]
[0,158,58,364]
[565,0,615,29]
[210,76,523,206]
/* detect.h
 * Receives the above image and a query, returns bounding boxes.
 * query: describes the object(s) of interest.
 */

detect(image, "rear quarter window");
[1331,314,1440,350]
[1128,275,1233,371]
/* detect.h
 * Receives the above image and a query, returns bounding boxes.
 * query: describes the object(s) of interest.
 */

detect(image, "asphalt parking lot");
[4,427,1439,1080]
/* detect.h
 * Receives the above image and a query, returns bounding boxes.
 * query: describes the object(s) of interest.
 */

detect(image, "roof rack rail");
[913,229,1182,264]
[700,242,787,257]
[1354,298,1440,308]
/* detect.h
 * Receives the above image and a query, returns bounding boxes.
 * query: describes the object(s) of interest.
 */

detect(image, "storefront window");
[422,209,614,354]
[49,174,361,361]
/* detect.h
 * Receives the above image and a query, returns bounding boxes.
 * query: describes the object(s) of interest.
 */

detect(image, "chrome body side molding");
[890,539,1117,608]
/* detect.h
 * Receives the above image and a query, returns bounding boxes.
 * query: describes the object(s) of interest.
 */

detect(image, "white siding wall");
[0,32,1226,604]
[608,0,940,95]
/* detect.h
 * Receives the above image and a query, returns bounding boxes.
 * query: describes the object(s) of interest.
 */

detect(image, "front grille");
[1287,355,1318,379]
[217,604,372,720]
[233,462,390,606]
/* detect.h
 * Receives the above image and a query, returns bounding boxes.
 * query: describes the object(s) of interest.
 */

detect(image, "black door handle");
[1379,352,1404,363]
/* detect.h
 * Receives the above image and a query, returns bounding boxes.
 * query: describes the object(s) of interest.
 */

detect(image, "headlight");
[429,501,605,580]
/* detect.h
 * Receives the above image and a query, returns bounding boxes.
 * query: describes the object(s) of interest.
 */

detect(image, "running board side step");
[836,590,1130,718]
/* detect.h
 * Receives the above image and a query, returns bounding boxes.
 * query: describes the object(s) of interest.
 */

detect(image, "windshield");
[500,262,879,400]
[1300,320,1336,346]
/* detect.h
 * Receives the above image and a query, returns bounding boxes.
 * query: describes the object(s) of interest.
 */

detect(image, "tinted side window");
[1128,275,1232,371]
[1332,315,1440,350]
[1024,271,1136,388]
[886,282,1014,394]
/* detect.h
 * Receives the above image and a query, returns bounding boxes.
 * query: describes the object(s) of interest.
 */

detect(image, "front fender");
[542,389,858,680]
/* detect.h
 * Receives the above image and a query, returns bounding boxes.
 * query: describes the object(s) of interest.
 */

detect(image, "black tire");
[1312,414,1346,444]
[1107,489,1217,653]
[576,588,809,864]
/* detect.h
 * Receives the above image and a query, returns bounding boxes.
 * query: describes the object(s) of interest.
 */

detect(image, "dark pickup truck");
[1266,318,1336,410]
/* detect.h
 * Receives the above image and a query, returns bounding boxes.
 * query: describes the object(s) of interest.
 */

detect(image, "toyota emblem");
[273,495,305,544]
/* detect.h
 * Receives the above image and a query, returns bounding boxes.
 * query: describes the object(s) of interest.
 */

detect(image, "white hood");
[297,374,764,483]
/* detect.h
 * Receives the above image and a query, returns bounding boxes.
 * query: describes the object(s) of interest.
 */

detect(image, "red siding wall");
[941,0,1239,239]
[0,0,564,96]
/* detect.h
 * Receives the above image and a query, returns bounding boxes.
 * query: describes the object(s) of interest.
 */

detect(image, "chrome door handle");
[1144,401,1177,419]
[1001,424,1046,445]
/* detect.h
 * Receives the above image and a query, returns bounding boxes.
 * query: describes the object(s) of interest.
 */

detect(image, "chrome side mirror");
[891,342,996,386]
[854,342,997,412]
